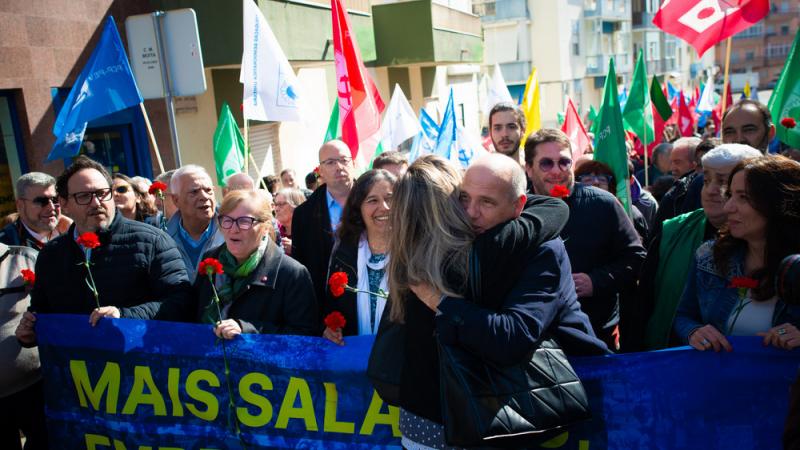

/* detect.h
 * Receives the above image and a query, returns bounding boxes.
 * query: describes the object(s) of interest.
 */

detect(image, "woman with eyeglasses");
[192,189,317,339]
[322,169,396,345]
[112,174,157,223]
[273,188,306,257]
[573,159,650,243]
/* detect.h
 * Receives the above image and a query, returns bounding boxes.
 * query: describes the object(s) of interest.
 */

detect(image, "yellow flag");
[521,67,541,142]
[743,81,751,99]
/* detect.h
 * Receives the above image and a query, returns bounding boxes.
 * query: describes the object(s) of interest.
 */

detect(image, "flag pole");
[247,152,268,191]
[244,118,250,173]
[643,76,649,188]
[721,37,733,113]
[139,103,166,174]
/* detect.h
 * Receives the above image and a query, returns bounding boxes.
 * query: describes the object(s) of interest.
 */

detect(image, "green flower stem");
[726,289,752,335]
[83,260,100,309]
[344,286,388,298]
[207,273,247,449]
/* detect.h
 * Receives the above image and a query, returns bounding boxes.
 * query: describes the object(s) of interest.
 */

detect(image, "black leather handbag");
[367,299,404,406]
[438,249,591,447]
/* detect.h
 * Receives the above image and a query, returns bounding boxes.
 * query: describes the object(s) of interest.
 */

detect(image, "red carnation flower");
[729,276,759,289]
[313,166,321,177]
[21,269,35,286]
[781,117,797,129]
[199,258,223,277]
[148,181,168,196]
[324,311,346,330]
[76,232,100,249]
[549,184,570,199]
[328,271,349,297]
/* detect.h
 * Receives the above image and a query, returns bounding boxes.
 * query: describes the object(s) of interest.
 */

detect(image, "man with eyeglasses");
[166,165,225,283]
[292,140,355,322]
[0,172,64,250]
[524,129,646,351]
[15,156,192,347]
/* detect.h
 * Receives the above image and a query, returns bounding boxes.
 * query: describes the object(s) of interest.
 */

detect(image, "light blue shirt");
[326,189,343,232]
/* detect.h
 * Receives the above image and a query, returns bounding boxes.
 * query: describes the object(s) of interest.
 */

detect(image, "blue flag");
[666,81,679,103]
[47,16,143,161]
[408,109,439,163]
[433,88,457,159]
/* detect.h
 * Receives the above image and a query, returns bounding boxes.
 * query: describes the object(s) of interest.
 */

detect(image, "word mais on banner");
[36,315,795,449]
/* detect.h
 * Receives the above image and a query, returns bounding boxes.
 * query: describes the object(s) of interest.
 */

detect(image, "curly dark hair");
[713,155,800,300]
[337,169,397,246]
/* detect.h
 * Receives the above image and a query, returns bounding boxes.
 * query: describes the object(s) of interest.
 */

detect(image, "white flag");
[240,0,302,122]
[485,63,514,112]
[697,70,717,113]
[379,84,421,151]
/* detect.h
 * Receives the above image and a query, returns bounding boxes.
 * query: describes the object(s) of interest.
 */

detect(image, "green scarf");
[644,209,708,350]
[200,242,266,325]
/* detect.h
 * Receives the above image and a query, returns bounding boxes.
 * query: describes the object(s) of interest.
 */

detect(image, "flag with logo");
[696,71,717,113]
[652,0,770,57]
[240,0,303,122]
[521,67,541,141]
[47,16,142,162]
[379,84,421,152]
[622,49,654,146]
[594,58,630,213]
[678,91,695,137]
[769,28,800,148]
[331,0,385,166]
[213,102,246,187]
[562,97,591,161]
[408,109,440,164]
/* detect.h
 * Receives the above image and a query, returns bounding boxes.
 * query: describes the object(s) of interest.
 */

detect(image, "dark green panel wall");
[373,1,434,66]
[432,29,482,63]
[151,0,375,66]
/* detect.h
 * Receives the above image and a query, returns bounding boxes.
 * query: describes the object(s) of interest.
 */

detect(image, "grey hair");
[388,155,474,323]
[702,144,762,170]
[170,165,211,193]
[131,176,152,189]
[154,170,176,193]
[16,172,55,197]
[673,137,702,152]
[224,172,255,190]
[275,187,306,208]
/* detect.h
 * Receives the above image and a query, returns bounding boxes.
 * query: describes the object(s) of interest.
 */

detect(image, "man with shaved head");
[292,140,355,319]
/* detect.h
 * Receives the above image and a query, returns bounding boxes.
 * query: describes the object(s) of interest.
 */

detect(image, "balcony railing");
[479,0,529,22]
[586,52,631,75]
[584,0,629,20]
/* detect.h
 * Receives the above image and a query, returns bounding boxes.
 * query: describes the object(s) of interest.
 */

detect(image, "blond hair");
[219,190,274,239]
[388,155,474,322]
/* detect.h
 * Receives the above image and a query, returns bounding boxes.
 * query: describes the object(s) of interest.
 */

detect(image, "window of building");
[572,21,580,56]
[782,25,790,36]
[745,51,755,61]
[780,1,789,12]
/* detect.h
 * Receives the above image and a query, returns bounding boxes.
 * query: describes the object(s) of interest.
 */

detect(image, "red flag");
[331,0,385,161]
[560,97,591,161]
[648,101,668,156]
[678,92,695,137]
[652,0,770,57]
[712,82,734,133]
[666,96,679,127]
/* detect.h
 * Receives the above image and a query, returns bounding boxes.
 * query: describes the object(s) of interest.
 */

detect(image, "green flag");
[593,58,630,213]
[556,111,565,126]
[588,105,599,134]
[768,28,800,148]
[622,49,653,145]
[650,75,672,121]
[212,102,245,187]
[325,99,340,142]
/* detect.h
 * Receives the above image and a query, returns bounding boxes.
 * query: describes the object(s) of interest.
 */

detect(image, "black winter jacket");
[30,213,191,320]
[560,184,646,345]
[193,242,318,336]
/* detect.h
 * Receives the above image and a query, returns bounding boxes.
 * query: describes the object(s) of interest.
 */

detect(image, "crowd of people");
[1,96,799,449]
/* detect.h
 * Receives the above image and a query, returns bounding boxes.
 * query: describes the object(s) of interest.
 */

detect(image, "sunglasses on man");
[538,157,573,172]
[22,196,60,208]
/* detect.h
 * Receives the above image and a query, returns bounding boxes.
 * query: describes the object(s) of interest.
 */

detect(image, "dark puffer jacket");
[30,212,191,320]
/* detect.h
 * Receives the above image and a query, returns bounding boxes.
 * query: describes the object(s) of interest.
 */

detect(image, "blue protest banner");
[36,314,797,449]
[433,88,457,160]
[47,16,143,161]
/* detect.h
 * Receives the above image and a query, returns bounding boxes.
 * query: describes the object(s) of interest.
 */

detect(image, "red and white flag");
[678,92,696,137]
[331,0,385,164]
[653,0,770,57]
[560,97,591,161]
